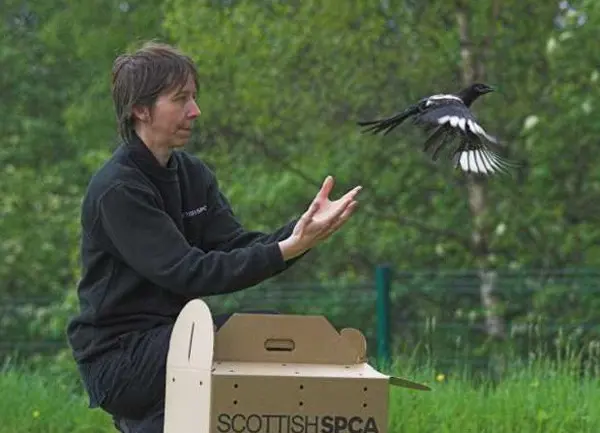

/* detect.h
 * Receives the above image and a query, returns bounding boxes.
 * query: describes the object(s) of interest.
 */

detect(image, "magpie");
[357,83,517,176]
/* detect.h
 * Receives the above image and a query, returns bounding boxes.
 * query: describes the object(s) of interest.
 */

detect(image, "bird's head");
[458,82,495,106]
[472,83,494,95]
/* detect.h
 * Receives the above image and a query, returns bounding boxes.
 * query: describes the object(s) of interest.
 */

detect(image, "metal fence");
[2,267,600,371]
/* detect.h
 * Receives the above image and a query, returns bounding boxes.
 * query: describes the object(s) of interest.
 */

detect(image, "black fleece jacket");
[66,134,300,363]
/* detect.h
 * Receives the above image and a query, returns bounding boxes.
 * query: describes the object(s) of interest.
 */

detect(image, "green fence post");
[375,264,391,367]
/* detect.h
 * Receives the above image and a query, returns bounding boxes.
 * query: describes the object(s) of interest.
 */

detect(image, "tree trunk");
[456,0,507,378]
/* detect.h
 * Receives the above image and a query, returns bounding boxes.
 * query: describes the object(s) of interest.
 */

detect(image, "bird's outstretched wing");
[414,99,517,175]
[415,98,498,144]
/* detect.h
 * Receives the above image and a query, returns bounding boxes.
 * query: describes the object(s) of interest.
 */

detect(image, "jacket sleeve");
[200,175,309,267]
[95,182,288,297]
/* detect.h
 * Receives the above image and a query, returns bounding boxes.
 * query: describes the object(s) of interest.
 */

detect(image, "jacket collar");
[125,132,179,183]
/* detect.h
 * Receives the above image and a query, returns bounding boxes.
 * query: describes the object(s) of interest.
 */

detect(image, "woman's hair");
[111,41,199,143]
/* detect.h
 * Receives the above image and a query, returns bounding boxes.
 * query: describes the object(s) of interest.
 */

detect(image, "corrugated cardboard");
[164,299,430,433]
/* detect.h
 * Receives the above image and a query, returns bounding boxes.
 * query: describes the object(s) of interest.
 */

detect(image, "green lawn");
[388,361,599,433]
[0,358,597,433]
[0,366,113,433]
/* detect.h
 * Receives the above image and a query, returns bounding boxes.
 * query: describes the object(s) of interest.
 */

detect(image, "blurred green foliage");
[1,0,600,372]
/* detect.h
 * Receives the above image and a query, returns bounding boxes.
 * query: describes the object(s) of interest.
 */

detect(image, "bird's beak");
[490,85,508,101]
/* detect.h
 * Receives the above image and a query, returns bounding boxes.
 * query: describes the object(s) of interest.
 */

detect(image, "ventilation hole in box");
[229,369,235,373]
[363,403,368,408]
[363,386,368,392]
[299,401,304,406]
[233,400,238,405]
[299,385,304,390]
[294,371,299,375]
[234,384,238,388]
[199,381,203,386]
[171,377,176,382]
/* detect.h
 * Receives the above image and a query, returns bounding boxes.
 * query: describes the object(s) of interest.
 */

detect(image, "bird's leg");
[422,125,445,153]
[431,131,456,161]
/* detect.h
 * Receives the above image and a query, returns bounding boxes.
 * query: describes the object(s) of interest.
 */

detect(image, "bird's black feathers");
[356,105,419,136]
[357,83,518,176]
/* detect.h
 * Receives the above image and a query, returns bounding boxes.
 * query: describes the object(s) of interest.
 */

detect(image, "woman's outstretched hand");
[279,176,362,261]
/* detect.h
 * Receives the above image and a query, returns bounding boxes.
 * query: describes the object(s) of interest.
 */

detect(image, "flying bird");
[357,83,517,175]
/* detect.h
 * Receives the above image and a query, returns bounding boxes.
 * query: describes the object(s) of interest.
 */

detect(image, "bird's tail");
[357,105,418,136]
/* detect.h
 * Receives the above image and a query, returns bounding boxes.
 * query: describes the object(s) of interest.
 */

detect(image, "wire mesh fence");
[2,268,600,373]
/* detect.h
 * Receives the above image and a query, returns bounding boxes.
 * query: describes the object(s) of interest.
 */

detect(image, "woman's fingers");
[340,185,363,201]
[316,176,335,201]
[320,201,358,238]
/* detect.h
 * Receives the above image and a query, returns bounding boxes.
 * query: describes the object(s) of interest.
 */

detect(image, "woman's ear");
[132,104,150,123]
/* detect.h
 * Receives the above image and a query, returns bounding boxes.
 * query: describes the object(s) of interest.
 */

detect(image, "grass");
[387,358,600,433]
[0,367,114,433]
[0,357,598,433]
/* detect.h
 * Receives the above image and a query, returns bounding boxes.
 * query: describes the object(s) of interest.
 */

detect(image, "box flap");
[164,299,215,433]
[213,361,380,378]
[213,360,431,390]
[389,375,431,391]
[214,313,367,365]
[166,298,214,369]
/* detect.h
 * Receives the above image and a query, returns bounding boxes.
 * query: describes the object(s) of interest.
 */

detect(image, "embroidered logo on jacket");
[182,205,207,218]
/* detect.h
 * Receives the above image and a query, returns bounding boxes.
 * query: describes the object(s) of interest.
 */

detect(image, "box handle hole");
[264,338,295,352]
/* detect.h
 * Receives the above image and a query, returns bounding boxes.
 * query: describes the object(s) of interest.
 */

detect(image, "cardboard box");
[164,299,430,433]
